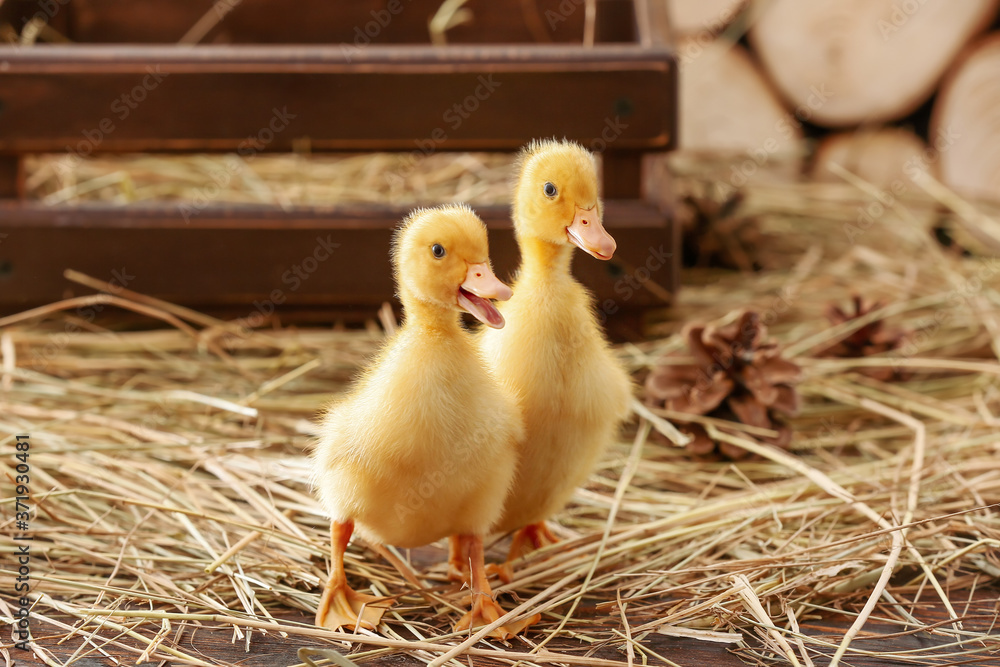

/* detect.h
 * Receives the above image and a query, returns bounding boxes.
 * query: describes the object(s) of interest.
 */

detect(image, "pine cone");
[645,311,800,460]
[821,296,908,381]
[679,187,762,271]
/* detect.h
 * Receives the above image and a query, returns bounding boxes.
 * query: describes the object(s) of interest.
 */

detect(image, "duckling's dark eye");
[431,243,446,259]
[543,182,558,198]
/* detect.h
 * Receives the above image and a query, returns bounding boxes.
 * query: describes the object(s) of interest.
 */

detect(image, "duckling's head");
[393,204,511,329]
[512,138,617,260]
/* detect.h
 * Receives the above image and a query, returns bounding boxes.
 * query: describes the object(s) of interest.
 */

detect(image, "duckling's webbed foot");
[451,534,538,638]
[517,521,560,552]
[315,520,392,632]
[315,578,388,631]
[489,522,560,583]
[454,590,512,639]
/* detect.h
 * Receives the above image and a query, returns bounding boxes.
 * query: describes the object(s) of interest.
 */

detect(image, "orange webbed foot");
[315,579,391,632]
[453,590,541,639]
[454,591,512,639]
[502,610,542,637]
[451,534,539,639]
[484,561,514,584]
[315,519,392,632]
[492,522,560,583]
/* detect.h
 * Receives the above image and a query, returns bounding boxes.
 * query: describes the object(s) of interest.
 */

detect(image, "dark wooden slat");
[0,203,676,317]
[0,2,678,320]
[0,71,672,153]
[0,155,20,198]
[0,1,16,27]
[602,151,643,199]
[0,200,666,229]
[632,0,678,147]
[595,0,637,43]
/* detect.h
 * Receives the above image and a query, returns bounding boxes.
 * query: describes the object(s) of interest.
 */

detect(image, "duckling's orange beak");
[458,262,511,329]
[567,205,616,260]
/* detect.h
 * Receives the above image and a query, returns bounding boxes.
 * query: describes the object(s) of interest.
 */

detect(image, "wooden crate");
[0,0,678,332]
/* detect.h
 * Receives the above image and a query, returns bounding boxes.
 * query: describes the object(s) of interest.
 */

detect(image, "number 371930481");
[15,436,29,514]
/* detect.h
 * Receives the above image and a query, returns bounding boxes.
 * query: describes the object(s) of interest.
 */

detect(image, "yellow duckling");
[313,204,533,637]
[477,139,633,577]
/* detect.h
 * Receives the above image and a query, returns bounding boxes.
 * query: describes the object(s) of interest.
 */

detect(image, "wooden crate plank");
[0,202,675,314]
[0,46,674,153]
[0,155,21,198]
[595,0,637,42]
[602,151,644,199]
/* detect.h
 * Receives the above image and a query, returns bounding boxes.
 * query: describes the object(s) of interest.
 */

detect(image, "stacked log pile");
[668,0,1000,203]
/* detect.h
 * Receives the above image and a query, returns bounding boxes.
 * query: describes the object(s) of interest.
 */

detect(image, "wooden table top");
[29,585,999,666]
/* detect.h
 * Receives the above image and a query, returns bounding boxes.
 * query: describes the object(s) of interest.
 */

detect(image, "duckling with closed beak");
[474,139,633,580]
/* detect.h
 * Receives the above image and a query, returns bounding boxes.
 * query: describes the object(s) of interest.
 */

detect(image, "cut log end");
[666,0,747,37]
[812,128,932,190]
[933,34,1000,203]
[679,39,803,174]
[750,0,1000,127]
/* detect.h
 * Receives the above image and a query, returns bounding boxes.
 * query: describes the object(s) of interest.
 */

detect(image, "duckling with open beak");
[313,204,537,637]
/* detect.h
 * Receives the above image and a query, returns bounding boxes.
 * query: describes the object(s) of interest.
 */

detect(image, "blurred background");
[1,0,999,332]
[4,5,1000,665]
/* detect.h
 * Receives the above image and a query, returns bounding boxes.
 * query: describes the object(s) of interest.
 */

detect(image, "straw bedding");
[24,153,517,208]
[2,155,1000,666]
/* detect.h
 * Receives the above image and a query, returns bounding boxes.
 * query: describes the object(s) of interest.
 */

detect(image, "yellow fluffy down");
[482,139,633,534]
[481,264,632,533]
[312,206,523,548]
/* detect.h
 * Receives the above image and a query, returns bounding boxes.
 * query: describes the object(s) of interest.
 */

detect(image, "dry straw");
[2,155,1000,665]
[24,153,516,209]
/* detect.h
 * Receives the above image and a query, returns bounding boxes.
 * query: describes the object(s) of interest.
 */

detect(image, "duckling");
[476,139,633,578]
[313,204,535,637]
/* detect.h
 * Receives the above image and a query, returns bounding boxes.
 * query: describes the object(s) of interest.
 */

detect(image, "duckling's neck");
[518,235,574,280]
[401,297,464,337]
